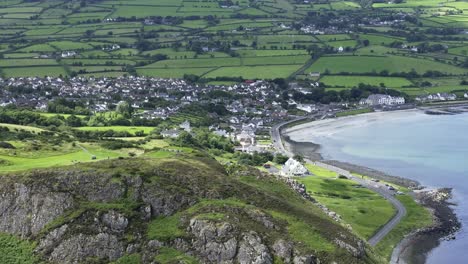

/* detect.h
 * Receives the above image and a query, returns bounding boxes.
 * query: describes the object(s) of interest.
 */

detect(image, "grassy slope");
[300,164,396,240]
[0,233,38,264]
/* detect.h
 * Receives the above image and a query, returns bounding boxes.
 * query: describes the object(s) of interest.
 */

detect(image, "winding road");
[271,116,407,246]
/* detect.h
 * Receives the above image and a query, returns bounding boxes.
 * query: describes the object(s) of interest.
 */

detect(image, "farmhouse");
[359,94,405,106]
[281,158,310,177]
[61,51,77,58]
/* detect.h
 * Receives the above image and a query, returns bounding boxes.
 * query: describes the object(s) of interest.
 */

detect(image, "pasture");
[321,76,413,88]
[307,55,468,75]
[299,163,396,239]
[0,0,465,86]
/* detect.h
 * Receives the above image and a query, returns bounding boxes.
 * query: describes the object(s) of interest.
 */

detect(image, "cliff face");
[0,154,379,264]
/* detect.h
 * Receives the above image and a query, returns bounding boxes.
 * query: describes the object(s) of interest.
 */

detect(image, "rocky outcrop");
[0,183,74,237]
[237,232,272,264]
[0,158,373,263]
[49,233,124,263]
[102,210,129,233]
[189,219,238,262]
[273,239,294,263]
[141,190,194,217]
[334,238,365,258]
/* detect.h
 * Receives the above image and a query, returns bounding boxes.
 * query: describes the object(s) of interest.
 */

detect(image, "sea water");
[289,111,468,263]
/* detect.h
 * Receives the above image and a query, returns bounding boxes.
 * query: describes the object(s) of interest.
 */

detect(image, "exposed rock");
[273,239,293,263]
[102,210,128,233]
[36,225,69,255]
[189,219,238,263]
[334,238,365,258]
[141,189,194,217]
[50,233,124,263]
[246,209,276,229]
[0,183,74,237]
[237,232,272,264]
[293,255,318,264]
[147,240,165,249]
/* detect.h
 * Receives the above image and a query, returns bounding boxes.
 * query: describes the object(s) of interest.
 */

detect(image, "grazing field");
[0,0,465,85]
[307,55,468,75]
[321,76,413,88]
[203,65,303,79]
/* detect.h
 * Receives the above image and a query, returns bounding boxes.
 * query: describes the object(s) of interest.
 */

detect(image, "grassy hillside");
[0,154,385,263]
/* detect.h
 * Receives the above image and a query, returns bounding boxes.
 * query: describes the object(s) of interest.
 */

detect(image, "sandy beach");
[284,109,423,141]
[280,109,461,264]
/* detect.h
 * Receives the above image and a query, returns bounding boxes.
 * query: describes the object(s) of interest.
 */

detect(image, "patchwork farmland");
[0,0,466,96]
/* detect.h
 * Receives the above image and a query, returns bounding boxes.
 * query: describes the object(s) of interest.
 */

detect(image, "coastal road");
[271,117,407,246]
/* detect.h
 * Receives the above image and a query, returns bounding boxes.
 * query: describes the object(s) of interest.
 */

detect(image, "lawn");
[336,108,373,117]
[299,163,396,240]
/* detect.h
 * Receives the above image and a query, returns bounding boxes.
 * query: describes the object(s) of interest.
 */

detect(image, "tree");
[116,101,132,118]
[175,131,196,147]
[274,154,289,164]
[66,115,82,127]
[293,154,304,163]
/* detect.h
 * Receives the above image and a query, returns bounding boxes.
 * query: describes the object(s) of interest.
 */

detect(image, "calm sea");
[290,111,468,263]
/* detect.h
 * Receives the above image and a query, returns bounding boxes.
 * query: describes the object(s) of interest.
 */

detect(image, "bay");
[287,110,468,263]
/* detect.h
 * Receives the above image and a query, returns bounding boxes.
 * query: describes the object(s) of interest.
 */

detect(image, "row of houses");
[415,93,457,102]
[359,94,405,106]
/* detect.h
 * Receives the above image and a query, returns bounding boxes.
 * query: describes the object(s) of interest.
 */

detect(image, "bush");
[0,141,15,149]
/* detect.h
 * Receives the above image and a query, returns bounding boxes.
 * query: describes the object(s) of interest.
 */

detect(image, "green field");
[321,76,413,88]
[76,126,156,135]
[0,123,46,133]
[307,55,467,75]
[0,0,464,84]
[300,164,396,240]
[204,65,303,79]
[0,143,121,173]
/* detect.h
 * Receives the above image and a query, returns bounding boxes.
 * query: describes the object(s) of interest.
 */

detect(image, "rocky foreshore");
[391,188,461,264]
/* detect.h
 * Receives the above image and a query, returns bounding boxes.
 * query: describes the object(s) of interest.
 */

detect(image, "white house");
[161,129,180,138]
[359,94,405,106]
[61,51,77,58]
[416,93,457,102]
[179,120,191,132]
[280,158,310,177]
[297,104,317,113]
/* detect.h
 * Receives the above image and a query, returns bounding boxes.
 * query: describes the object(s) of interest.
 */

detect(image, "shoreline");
[279,109,461,263]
